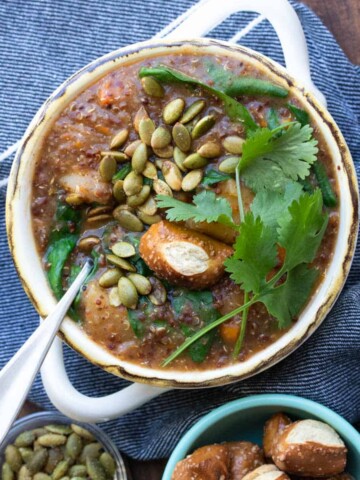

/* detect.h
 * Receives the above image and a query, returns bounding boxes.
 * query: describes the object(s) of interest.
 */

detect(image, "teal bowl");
[162,394,360,479]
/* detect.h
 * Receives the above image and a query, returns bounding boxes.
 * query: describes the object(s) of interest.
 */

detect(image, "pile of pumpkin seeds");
[75,75,245,310]
[1,424,116,480]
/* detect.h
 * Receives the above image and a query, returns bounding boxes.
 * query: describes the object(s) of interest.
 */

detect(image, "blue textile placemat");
[0,0,359,460]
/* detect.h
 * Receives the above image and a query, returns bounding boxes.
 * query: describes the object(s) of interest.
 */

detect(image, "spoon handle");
[0,260,92,446]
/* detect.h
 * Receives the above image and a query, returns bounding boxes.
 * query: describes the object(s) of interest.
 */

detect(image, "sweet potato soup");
[31,50,339,371]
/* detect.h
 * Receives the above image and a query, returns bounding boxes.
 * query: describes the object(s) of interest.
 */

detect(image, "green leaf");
[251,182,303,232]
[202,169,232,186]
[172,290,219,363]
[139,65,258,132]
[277,190,329,271]
[123,233,152,276]
[287,103,310,127]
[46,234,78,299]
[240,123,318,192]
[266,108,281,130]
[157,190,235,228]
[260,264,319,328]
[206,62,289,98]
[112,163,131,182]
[127,298,153,338]
[224,212,278,294]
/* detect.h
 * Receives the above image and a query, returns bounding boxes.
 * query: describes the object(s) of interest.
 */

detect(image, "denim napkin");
[0,0,359,460]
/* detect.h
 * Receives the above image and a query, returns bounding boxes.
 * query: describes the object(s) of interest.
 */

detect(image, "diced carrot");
[95,125,111,135]
[219,321,240,345]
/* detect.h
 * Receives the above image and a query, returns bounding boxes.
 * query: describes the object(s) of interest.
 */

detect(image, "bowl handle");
[165,0,326,105]
[41,334,171,423]
[41,0,325,423]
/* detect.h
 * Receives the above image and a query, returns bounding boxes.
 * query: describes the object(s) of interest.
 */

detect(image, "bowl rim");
[6,37,359,387]
[0,410,127,479]
[162,393,360,479]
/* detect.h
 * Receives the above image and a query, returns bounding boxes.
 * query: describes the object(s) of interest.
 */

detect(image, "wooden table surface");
[21,1,359,479]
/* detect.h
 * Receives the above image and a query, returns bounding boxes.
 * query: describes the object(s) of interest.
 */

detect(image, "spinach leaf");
[112,163,131,182]
[127,297,153,338]
[266,108,281,130]
[202,169,232,186]
[172,290,220,363]
[123,233,152,276]
[287,103,310,127]
[46,234,78,299]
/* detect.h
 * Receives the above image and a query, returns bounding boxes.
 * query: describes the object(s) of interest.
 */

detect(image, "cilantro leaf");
[224,212,278,294]
[251,182,303,232]
[139,65,258,132]
[260,264,319,328]
[278,189,328,271]
[239,123,318,192]
[157,191,235,228]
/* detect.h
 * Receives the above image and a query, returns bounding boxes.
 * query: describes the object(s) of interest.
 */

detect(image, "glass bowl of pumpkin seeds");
[0,411,127,480]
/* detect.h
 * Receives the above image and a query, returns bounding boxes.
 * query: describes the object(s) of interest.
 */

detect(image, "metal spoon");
[0,260,92,446]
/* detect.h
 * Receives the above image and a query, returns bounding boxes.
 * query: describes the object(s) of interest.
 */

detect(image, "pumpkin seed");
[118,277,138,309]
[65,433,82,460]
[86,214,113,224]
[182,169,203,191]
[86,458,107,480]
[31,428,48,438]
[113,207,144,232]
[197,142,221,158]
[163,98,185,124]
[58,477,70,480]
[191,115,216,139]
[18,465,32,480]
[27,449,48,474]
[137,211,162,225]
[127,273,152,295]
[87,206,112,217]
[19,448,33,463]
[99,268,123,288]
[5,445,22,472]
[99,452,116,478]
[69,465,87,478]
[15,431,36,448]
[180,99,206,124]
[113,179,126,202]
[222,135,245,154]
[174,146,188,172]
[132,142,148,173]
[134,106,149,132]
[109,287,122,307]
[79,443,102,463]
[69,477,85,480]
[111,241,136,258]
[37,434,67,448]
[148,277,167,305]
[172,122,191,152]
[127,185,151,207]
[100,151,129,162]
[44,448,64,474]
[142,161,157,179]
[99,156,117,182]
[2,463,14,480]
[138,195,157,215]
[110,128,129,149]
[141,76,164,97]
[218,156,240,173]
[153,179,173,197]
[151,126,171,149]
[106,255,136,272]
[44,425,72,435]
[124,139,142,157]
[123,171,143,196]
[65,193,83,206]
[138,118,155,146]
[162,161,182,191]
[183,153,208,169]
[33,440,42,451]
[33,474,52,480]
[152,145,173,158]
[155,158,164,169]
[52,460,69,480]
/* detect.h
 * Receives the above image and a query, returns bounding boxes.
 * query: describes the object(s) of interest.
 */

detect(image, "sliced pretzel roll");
[263,413,292,459]
[139,220,233,289]
[171,444,230,480]
[227,441,265,478]
[242,464,290,480]
[273,420,347,477]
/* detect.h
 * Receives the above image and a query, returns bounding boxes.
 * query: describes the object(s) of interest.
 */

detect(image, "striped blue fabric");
[0,0,359,460]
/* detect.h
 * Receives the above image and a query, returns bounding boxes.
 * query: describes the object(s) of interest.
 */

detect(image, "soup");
[31,49,339,372]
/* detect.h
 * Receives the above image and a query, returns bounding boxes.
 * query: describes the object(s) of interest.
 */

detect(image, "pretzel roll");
[263,413,292,459]
[227,441,265,478]
[273,420,347,477]
[139,220,233,289]
[242,464,290,480]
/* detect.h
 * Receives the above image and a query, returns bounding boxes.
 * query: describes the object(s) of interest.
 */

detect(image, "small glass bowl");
[0,411,127,479]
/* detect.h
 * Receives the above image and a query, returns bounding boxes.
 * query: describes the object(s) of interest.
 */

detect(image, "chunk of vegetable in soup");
[31,50,339,371]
